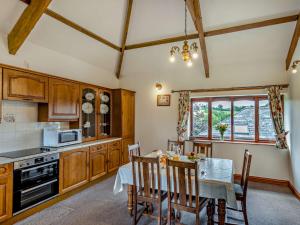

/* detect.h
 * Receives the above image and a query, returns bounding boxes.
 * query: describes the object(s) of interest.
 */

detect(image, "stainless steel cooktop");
[0,147,58,159]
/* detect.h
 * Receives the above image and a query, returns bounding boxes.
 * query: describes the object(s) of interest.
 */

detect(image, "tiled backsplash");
[0,101,69,153]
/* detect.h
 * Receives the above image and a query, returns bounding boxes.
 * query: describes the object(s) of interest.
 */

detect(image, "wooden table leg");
[207,200,213,225]
[218,199,226,225]
[127,184,134,216]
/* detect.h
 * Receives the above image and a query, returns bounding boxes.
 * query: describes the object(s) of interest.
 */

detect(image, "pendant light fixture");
[291,60,300,74]
[169,0,198,67]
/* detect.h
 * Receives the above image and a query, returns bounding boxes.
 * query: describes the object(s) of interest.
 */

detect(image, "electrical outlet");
[3,114,16,123]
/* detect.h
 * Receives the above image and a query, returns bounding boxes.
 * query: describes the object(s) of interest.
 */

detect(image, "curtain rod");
[171,84,289,93]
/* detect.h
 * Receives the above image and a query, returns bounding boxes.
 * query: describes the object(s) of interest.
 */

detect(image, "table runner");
[113,154,237,209]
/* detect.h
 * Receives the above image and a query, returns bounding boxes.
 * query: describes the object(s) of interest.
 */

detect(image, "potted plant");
[215,123,228,140]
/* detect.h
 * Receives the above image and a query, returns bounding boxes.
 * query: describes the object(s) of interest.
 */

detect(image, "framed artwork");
[157,94,171,106]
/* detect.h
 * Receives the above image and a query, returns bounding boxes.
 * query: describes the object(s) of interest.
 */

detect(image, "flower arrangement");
[215,123,228,140]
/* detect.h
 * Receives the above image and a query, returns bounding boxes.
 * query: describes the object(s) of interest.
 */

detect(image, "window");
[190,96,278,143]
[259,99,276,140]
[191,101,209,137]
[233,100,255,141]
[212,101,231,140]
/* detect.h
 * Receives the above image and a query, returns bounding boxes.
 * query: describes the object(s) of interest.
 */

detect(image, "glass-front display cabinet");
[80,85,98,142]
[98,89,112,139]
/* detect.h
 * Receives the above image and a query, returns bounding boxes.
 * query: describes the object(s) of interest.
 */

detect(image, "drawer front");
[90,144,108,153]
[108,141,121,150]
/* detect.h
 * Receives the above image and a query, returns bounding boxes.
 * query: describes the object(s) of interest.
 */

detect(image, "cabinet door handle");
[23,98,33,101]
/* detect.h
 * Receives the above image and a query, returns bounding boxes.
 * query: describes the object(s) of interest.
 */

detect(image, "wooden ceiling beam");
[125,14,298,50]
[20,0,121,52]
[116,0,133,78]
[186,0,209,78]
[125,33,199,50]
[286,13,300,70]
[8,0,52,55]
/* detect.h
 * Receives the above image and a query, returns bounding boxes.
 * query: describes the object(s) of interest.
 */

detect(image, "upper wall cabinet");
[112,89,135,139]
[98,89,112,139]
[39,78,80,122]
[2,68,48,103]
[80,85,98,142]
[121,91,135,138]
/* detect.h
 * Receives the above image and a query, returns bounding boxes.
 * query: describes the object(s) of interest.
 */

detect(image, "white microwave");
[43,128,82,147]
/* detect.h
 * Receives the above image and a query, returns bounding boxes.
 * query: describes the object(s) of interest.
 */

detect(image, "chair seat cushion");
[234,183,243,195]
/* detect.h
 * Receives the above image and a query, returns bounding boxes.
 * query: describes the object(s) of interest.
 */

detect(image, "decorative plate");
[85,92,95,101]
[82,102,94,114]
[101,94,110,103]
[83,121,91,128]
[100,104,109,114]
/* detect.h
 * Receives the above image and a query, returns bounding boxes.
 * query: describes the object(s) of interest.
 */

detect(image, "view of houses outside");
[191,99,276,140]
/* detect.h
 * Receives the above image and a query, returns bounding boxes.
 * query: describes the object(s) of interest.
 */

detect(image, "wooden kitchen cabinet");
[107,141,121,172]
[2,68,48,102]
[112,89,135,139]
[97,89,112,139]
[121,91,135,138]
[39,78,80,121]
[0,164,13,223]
[59,147,89,194]
[121,138,134,164]
[0,68,2,124]
[89,144,107,181]
[113,89,135,164]
[80,85,98,142]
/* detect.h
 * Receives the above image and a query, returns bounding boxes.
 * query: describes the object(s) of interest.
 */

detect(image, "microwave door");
[59,131,78,144]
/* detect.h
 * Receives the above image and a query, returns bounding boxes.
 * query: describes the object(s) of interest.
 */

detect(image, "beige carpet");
[16,176,300,225]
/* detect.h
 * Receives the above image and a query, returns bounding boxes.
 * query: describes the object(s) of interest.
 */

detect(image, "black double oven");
[13,153,59,214]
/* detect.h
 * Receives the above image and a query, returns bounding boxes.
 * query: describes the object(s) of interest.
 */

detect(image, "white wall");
[288,44,300,192]
[120,44,291,181]
[0,34,119,88]
[0,101,69,153]
[0,32,119,152]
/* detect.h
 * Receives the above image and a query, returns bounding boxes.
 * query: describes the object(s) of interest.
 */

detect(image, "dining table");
[113,151,237,225]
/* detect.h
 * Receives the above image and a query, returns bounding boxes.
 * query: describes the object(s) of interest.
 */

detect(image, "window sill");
[188,138,276,146]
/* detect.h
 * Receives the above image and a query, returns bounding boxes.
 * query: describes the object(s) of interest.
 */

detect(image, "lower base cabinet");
[59,140,122,194]
[0,140,123,223]
[108,141,121,173]
[59,147,90,194]
[0,164,13,223]
[90,144,108,181]
[121,138,134,164]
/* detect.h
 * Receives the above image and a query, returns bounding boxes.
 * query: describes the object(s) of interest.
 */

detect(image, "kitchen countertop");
[0,137,122,165]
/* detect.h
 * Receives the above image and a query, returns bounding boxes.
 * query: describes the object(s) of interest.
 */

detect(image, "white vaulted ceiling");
[0,0,299,78]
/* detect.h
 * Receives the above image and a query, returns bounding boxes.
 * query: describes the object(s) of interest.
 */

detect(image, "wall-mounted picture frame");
[157,94,171,106]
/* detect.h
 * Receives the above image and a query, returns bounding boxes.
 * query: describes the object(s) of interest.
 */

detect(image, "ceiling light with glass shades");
[169,0,199,67]
[291,60,300,74]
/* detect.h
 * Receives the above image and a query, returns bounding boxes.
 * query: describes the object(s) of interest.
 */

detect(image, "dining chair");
[192,141,213,158]
[131,155,167,225]
[128,141,141,162]
[167,139,185,155]
[227,149,252,225]
[166,159,209,225]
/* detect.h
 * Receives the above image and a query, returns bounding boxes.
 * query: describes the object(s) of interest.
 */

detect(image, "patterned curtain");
[177,91,190,141]
[267,86,288,149]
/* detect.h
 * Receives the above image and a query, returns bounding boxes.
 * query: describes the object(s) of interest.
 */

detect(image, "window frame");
[190,95,280,144]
